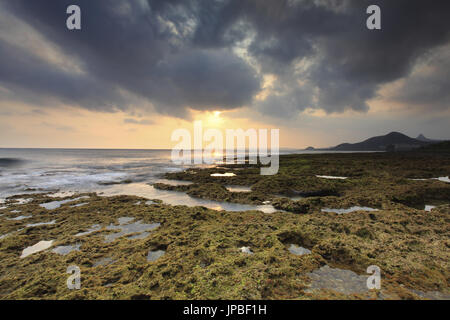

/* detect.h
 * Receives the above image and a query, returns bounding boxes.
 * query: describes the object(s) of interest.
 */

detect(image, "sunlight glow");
[205,110,224,127]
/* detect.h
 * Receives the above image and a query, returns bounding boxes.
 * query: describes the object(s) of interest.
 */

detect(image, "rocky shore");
[0,152,449,299]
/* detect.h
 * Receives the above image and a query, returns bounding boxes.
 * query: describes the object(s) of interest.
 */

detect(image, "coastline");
[0,152,449,300]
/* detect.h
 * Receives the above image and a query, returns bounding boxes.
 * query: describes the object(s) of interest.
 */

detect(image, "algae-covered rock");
[0,151,449,300]
[271,198,310,214]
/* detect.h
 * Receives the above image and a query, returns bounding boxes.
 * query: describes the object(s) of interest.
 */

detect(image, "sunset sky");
[1,0,449,149]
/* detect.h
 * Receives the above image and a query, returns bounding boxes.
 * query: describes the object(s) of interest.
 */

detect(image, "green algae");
[0,151,449,300]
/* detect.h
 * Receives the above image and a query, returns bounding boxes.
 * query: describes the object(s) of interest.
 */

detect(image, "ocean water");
[0,148,297,212]
[0,149,190,199]
[0,148,363,212]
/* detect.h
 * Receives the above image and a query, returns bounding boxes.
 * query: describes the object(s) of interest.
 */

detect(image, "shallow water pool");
[26,220,56,228]
[40,196,90,210]
[100,183,280,213]
[93,257,115,267]
[211,173,236,177]
[104,217,160,243]
[321,206,378,214]
[52,243,81,255]
[75,224,101,237]
[147,250,165,262]
[226,185,252,192]
[316,175,348,180]
[306,265,368,295]
[288,244,311,256]
[7,215,31,221]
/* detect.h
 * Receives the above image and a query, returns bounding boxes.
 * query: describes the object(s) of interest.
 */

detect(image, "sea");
[0,148,306,212]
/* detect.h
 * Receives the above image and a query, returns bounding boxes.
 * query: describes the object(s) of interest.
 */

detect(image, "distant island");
[416,134,444,143]
[305,132,448,152]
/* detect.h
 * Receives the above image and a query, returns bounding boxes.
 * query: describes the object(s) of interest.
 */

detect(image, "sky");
[0,0,449,149]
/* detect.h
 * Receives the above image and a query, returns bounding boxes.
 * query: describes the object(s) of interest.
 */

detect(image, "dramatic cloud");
[0,0,261,114]
[386,44,450,111]
[0,0,449,118]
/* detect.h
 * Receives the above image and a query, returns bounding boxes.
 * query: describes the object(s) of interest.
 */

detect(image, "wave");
[0,158,26,168]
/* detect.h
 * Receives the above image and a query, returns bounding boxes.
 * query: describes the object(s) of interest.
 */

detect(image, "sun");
[205,111,224,127]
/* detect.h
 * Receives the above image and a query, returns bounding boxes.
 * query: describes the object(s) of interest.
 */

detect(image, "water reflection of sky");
[100,183,279,213]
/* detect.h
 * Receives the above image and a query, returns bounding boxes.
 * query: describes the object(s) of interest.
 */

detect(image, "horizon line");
[0,147,308,151]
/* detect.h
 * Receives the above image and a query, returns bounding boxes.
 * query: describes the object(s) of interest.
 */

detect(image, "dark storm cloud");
[152,49,260,110]
[1,0,449,116]
[0,0,261,114]
[0,38,127,111]
[240,0,450,114]
[388,45,450,111]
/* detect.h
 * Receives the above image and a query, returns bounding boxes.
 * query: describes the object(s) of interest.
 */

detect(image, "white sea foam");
[0,150,188,199]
